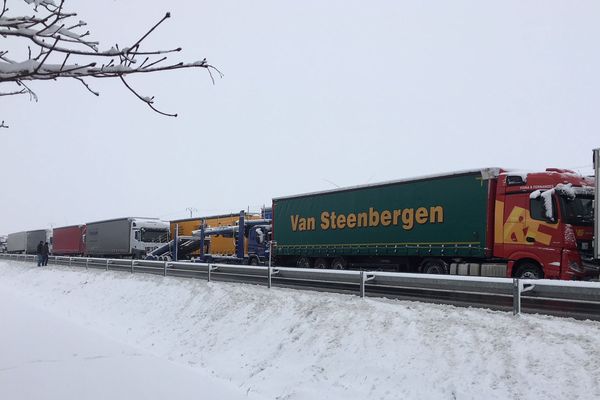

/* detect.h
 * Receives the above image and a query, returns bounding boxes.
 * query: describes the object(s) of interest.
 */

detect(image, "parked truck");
[146,213,261,261]
[52,225,86,256]
[195,211,272,265]
[272,167,598,280]
[84,218,169,258]
[0,235,7,253]
[7,229,51,254]
[170,213,261,257]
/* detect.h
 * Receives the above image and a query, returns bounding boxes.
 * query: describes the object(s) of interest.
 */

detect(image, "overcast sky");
[1,0,598,233]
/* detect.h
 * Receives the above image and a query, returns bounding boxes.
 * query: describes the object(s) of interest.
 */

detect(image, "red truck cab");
[493,169,597,280]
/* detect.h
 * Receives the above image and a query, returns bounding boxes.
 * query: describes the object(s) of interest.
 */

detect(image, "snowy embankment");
[0,285,265,400]
[1,261,600,400]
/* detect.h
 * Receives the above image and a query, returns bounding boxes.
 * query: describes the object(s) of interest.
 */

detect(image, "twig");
[119,76,177,117]
[0,0,220,125]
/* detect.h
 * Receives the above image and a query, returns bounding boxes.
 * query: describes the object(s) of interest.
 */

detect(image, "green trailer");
[272,169,496,271]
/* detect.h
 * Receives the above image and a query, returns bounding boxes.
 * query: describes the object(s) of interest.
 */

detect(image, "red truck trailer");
[52,225,86,256]
[273,168,598,280]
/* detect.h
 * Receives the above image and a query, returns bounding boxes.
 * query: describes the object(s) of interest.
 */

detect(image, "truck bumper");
[561,250,600,280]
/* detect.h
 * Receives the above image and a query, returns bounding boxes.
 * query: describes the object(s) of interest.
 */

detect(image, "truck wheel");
[296,257,312,268]
[249,257,259,266]
[421,259,448,274]
[314,258,329,269]
[331,257,347,270]
[515,262,544,279]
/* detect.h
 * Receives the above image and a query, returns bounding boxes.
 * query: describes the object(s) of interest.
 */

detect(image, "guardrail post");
[69,257,72,267]
[268,241,274,289]
[86,258,89,269]
[268,265,273,288]
[513,278,521,315]
[163,261,167,277]
[207,263,211,282]
[360,271,366,298]
[131,259,134,273]
[106,259,109,271]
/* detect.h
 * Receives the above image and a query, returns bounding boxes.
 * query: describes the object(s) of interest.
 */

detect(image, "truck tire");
[331,257,347,270]
[314,258,329,269]
[421,259,448,274]
[249,256,259,266]
[515,262,544,279]
[296,257,312,268]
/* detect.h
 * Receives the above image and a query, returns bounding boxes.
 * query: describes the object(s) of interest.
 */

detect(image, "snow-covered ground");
[0,285,265,400]
[1,260,600,400]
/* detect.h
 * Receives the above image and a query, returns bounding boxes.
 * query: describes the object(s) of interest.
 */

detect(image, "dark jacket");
[42,243,50,256]
[36,243,43,255]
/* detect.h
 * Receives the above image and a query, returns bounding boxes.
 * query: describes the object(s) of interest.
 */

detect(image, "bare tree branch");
[1,0,221,126]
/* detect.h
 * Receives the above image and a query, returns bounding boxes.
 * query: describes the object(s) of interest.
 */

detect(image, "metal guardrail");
[2,253,600,320]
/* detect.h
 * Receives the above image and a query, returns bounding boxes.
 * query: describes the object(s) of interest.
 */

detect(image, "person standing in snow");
[36,241,44,266]
[42,242,50,266]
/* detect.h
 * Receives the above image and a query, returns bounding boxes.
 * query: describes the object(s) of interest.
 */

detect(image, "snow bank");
[0,286,265,400]
[1,261,600,400]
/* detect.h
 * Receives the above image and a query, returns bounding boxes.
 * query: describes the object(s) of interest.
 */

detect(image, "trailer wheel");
[296,257,312,268]
[421,259,448,274]
[514,262,544,279]
[314,258,329,269]
[331,257,347,270]
[249,256,259,266]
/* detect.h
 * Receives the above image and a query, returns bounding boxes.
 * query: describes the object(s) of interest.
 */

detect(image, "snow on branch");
[0,0,221,122]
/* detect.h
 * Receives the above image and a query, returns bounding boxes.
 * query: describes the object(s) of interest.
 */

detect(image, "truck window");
[559,196,594,226]
[141,229,168,243]
[530,197,557,223]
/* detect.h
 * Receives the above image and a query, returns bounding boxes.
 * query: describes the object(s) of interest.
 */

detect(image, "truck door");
[500,192,561,277]
[526,193,561,276]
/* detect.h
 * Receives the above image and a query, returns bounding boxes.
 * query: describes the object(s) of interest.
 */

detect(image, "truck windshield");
[559,196,593,226]
[141,229,168,243]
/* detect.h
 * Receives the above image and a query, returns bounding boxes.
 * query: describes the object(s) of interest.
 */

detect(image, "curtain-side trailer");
[25,230,50,254]
[7,230,50,254]
[7,231,27,253]
[85,217,169,258]
[273,168,598,280]
[52,225,86,256]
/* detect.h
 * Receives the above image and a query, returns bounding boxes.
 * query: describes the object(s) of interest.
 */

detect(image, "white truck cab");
[130,218,170,257]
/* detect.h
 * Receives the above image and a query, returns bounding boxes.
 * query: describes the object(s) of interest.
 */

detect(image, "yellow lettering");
[415,207,428,224]
[337,214,346,229]
[307,217,315,231]
[298,219,306,231]
[430,206,444,223]
[393,209,402,225]
[320,212,330,230]
[346,213,356,228]
[380,210,392,226]
[330,211,337,229]
[369,207,380,227]
[402,208,414,230]
[357,212,368,227]
[291,215,299,232]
